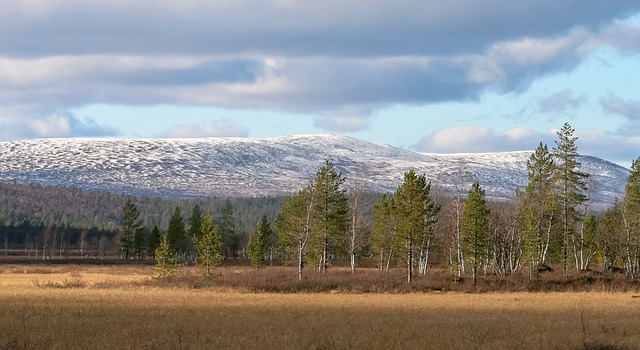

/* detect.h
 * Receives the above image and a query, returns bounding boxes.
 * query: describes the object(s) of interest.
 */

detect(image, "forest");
[2,122,640,285]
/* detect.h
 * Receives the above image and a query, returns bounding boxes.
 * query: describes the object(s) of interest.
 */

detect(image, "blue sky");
[0,1,638,166]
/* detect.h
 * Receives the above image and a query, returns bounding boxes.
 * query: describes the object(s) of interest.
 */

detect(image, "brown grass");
[1,265,639,349]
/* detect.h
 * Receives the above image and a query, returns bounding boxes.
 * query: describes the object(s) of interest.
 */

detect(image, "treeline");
[148,123,640,283]
[0,182,283,254]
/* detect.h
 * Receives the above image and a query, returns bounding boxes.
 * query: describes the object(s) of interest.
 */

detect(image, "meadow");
[1,264,639,350]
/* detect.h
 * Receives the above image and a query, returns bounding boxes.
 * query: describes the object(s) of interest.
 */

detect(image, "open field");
[1,265,640,349]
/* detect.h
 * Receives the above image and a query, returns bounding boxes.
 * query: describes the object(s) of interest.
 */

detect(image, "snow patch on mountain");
[0,135,629,209]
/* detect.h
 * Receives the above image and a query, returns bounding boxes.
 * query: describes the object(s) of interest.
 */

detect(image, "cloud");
[414,125,637,167]
[539,90,585,113]
[0,1,638,141]
[576,129,639,167]
[1,1,637,57]
[602,94,640,120]
[24,113,119,138]
[162,121,249,138]
[415,126,547,153]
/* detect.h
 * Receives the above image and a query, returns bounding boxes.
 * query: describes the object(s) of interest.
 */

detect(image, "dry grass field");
[1,264,639,350]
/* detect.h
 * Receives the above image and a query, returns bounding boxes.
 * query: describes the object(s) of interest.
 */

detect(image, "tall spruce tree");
[187,204,203,240]
[247,215,273,268]
[146,225,162,259]
[119,198,143,260]
[313,160,348,272]
[394,170,438,283]
[167,206,186,254]
[218,199,238,259]
[461,181,490,285]
[552,122,589,275]
[520,142,557,272]
[623,157,640,279]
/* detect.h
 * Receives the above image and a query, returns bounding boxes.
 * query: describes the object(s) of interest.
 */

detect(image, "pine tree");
[623,157,640,278]
[313,160,348,272]
[394,170,438,283]
[166,206,186,254]
[461,181,490,285]
[132,227,146,260]
[276,184,316,280]
[187,204,203,239]
[552,122,589,275]
[154,235,179,277]
[218,199,238,259]
[193,213,223,276]
[119,198,142,260]
[519,142,557,272]
[146,225,162,259]
[247,215,272,268]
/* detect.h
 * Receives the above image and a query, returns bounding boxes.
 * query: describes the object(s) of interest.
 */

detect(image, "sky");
[0,1,639,167]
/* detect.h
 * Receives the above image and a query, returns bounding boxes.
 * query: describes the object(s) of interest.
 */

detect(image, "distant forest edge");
[0,181,285,253]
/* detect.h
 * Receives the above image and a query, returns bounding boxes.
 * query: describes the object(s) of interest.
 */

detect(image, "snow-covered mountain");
[0,134,630,208]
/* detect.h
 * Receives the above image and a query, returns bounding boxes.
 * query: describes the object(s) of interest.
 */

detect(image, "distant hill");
[0,134,630,209]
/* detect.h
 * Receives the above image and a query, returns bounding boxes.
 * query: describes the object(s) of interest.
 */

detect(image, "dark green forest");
[0,181,284,256]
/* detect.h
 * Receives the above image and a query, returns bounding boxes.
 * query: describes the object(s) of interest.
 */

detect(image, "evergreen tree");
[119,198,142,260]
[146,225,162,259]
[519,142,557,272]
[552,122,589,275]
[394,170,438,283]
[218,199,238,259]
[154,235,179,277]
[371,194,397,271]
[596,200,624,271]
[132,227,146,260]
[276,184,316,280]
[166,206,186,253]
[461,181,490,285]
[193,213,223,276]
[247,215,273,268]
[623,157,640,279]
[187,204,203,239]
[313,160,348,272]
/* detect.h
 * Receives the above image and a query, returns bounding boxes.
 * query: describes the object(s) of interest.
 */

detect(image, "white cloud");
[415,126,547,153]
[28,115,72,137]
[162,121,249,138]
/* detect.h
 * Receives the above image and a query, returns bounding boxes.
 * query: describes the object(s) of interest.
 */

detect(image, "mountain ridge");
[0,134,630,209]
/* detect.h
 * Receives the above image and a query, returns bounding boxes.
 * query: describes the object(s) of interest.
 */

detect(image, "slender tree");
[552,122,589,275]
[276,184,316,281]
[247,215,273,268]
[394,170,438,283]
[167,206,186,254]
[345,183,370,273]
[371,194,397,272]
[146,225,162,259]
[313,160,348,272]
[519,142,557,273]
[193,213,223,276]
[187,204,203,240]
[218,199,238,259]
[154,235,179,277]
[461,181,490,285]
[623,157,640,279]
[119,198,143,260]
